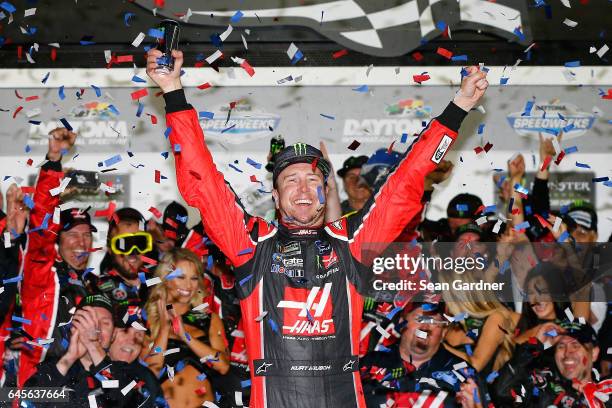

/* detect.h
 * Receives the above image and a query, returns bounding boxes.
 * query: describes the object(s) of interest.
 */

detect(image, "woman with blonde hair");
[143,248,229,407]
[440,269,519,373]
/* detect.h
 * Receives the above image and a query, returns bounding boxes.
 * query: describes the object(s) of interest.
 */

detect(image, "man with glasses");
[360,301,484,407]
[89,208,153,307]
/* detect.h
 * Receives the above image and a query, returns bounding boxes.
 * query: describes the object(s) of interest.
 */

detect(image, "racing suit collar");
[278,222,323,240]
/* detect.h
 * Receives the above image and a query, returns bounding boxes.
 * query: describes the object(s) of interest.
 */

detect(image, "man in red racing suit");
[146,49,488,408]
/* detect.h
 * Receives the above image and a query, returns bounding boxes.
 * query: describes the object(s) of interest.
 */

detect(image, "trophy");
[156,19,180,74]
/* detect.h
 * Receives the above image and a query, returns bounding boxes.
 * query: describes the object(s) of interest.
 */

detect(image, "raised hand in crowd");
[537,131,562,180]
[457,378,483,408]
[453,66,489,112]
[146,49,184,93]
[425,159,454,191]
[508,153,526,184]
[47,127,77,162]
[56,328,87,376]
[5,183,28,236]
[71,306,109,367]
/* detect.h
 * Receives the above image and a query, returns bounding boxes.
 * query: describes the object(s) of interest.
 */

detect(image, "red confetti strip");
[483,142,493,153]
[20,187,35,194]
[436,47,453,59]
[240,60,255,77]
[147,113,158,124]
[197,82,212,90]
[332,49,348,59]
[13,106,23,118]
[413,74,430,83]
[148,206,162,218]
[131,88,148,100]
[311,157,319,172]
[154,170,161,183]
[25,95,39,102]
[95,201,117,221]
[164,229,177,240]
[249,175,258,183]
[165,218,178,229]
[554,151,566,165]
[140,255,158,265]
[154,0,165,7]
[50,48,57,61]
[540,156,552,171]
[474,146,484,154]
[386,140,396,154]
[412,52,424,61]
[26,158,33,166]
[534,214,549,228]
[115,55,134,63]
[14,90,23,99]
[17,46,23,60]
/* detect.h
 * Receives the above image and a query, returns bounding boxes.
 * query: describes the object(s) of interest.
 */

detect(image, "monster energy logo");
[293,143,307,156]
[391,367,403,379]
[364,297,376,311]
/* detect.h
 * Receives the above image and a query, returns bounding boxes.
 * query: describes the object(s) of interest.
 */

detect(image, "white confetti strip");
[205,50,223,64]
[132,32,146,48]
[564,307,574,322]
[3,232,11,248]
[99,183,116,194]
[192,302,209,312]
[203,401,220,408]
[560,0,571,7]
[241,34,248,50]
[102,380,119,388]
[88,394,97,408]
[131,321,147,331]
[476,216,488,226]
[287,43,299,59]
[24,8,36,17]
[219,25,233,42]
[492,219,503,234]
[415,329,428,339]
[53,207,60,225]
[552,216,562,232]
[104,50,112,63]
[145,277,162,287]
[26,108,41,117]
[164,348,180,356]
[597,44,609,58]
[551,136,561,155]
[375,325,391,339]
[235,391,244,406]
[0,287,4,295]
[121,380,137,396]
[563,18,578,27]
[49,177,71,196]
[255,311,268,322]
[453,361,468,370]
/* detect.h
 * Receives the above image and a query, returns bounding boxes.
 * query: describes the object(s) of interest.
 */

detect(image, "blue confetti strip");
[199,111,214,119]
[564,60,581,68]
[400,133,408,143]
[231,10,244,23]
[557,231,570,242]
[564,146,578,154]
[23,195,34,209]
[197,372,208,381]
[317,185,325,204]
[131,75,146,83]
[108,105,119,115]
[41,72,50,84]
[59,118,73,131]
[161,152,169,160]
[522,100,534,116]
[165,269,184,280]
[147,28,164,39]
[174,144,181,153]
[104,154,122,167]
[514,221,530,231]
[124,12,135,26]
[352,85,369,93]
[477,123,485,134]
[91,85,101,97]
[164,126,172,138]
[239,274,253,286]
[228,164,243,173]
[136,102,144,117]
[290,50,304,65]
[268,318,279,333]
[500,77,509,85]
[0,2,16,13]
[320,113,335,120]
[593,176,610,183]
[484,205,496,213]
[246,157,262,169]
[451,55,468,62]
[513,27,525,41]
[58,86,65,100]
[12,316,32,325]
[3,275,22,284]
[241,379,251,388]
[575,162,591,169]
[385,306,402,320]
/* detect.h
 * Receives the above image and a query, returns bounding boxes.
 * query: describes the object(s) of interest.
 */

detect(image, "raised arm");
[146,50,255,267]
[348,67,489,260]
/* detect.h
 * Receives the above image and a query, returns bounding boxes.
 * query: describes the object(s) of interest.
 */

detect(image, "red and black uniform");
[18,160,65,386]
[163,89,468,408]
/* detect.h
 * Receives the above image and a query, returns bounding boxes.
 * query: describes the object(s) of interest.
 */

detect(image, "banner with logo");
[1,85,607,157]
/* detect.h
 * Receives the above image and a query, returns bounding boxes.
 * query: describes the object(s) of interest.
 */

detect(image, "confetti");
[319,113,335,120]
[436,47,453,59]
[131,88,148,100]
[246,158,262,169]
[347,140,360,151]
[563,18,578,27]
[332,49,348,59]
[132,32,146,47]
[352,85,369,93]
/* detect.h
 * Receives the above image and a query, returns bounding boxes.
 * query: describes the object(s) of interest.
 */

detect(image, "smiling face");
[342,168,371,205]
[109,221,144,280]
[527,275,556,320]
[165,259,201,304]
[109,327,145,363]
[59,224,93,270]
[555,336,598,382]
[272,162,327,228]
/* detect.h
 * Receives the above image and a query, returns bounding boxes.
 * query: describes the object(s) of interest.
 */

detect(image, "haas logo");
[277,283,335,336]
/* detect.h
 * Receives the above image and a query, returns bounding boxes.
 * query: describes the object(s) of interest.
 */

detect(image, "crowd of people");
[0,53,610,408]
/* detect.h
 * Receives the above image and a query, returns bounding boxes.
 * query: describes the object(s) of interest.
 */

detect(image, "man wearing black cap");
[147,48,489,408]
[492,321,611,407]
[16,128,102,386]
[336,155,370,215]
[566,201,599,244]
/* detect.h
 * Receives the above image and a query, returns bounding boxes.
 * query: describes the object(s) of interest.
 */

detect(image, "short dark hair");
[107,207,145,244]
